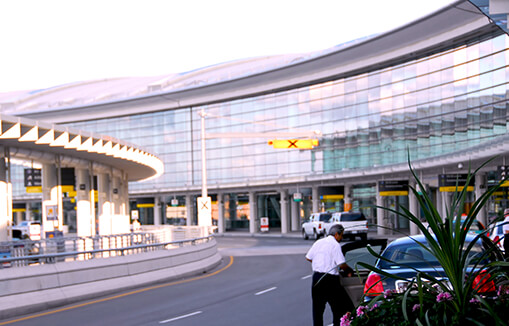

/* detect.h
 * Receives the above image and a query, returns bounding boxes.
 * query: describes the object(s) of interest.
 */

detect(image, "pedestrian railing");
[0,231,214,268]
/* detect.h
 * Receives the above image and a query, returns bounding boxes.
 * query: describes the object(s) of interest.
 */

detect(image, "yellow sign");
[380,191,409,196]
[439,186,474,192]
[137,203,155,208]
[268,139,319,149]
[26,186,42,193]
[321,194,344,202]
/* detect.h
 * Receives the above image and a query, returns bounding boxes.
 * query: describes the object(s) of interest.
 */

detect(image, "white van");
[324,212,368,240]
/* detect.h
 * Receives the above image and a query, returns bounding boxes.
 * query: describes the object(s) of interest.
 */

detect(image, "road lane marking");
[301,274,312,280]
[255,287,277,296]
[0,256,234,325]
[159,311,202,324]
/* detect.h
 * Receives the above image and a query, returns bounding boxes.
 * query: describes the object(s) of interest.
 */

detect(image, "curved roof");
[0,114,163,181]
[2,1,497,124]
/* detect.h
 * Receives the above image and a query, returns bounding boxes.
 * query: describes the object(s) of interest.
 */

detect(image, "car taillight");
[318,223,322,229]
[493,235,500,244]
[473,270,495,293]
[364,273,384,296]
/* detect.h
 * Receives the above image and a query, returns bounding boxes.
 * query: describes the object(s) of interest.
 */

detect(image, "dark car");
[361,234,504,300]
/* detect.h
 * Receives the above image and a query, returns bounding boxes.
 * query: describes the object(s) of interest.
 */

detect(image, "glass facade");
[64,33,509,194]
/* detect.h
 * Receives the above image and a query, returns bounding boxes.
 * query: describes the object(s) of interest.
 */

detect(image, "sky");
[0,0,454,93]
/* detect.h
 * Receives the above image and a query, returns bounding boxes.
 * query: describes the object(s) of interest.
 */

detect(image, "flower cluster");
[341,286,509,326]
[436,292,452,303]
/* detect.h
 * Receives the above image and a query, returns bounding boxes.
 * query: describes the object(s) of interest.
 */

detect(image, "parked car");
[422,218,486,236]
[301,212,332,240]
[324,211,368,240]
[12,221,41,240]
[489,220,507,253]
[360,234,504,301]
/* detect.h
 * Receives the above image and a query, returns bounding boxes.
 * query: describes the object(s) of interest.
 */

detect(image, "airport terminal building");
[1,0,509,236]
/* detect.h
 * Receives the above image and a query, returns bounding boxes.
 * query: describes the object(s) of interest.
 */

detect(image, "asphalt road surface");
[0,236,341,326]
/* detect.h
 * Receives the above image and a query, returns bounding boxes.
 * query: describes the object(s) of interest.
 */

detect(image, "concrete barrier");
[0,238,221,320]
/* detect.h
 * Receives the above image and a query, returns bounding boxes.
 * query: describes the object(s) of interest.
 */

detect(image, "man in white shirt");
[306,224,354,326]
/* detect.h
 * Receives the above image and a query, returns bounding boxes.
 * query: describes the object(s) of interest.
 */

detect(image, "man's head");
[329,224,345,242]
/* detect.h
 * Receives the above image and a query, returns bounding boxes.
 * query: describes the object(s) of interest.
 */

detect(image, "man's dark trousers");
[311,272,354,326]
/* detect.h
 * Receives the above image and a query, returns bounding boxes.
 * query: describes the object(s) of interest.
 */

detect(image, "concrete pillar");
[249,192,257,234]
[112,174,129,234]
[291,200,299,231]
[154,196,161,226]
[376,183,385,236]
[42,163,58,237]
[436,189,443,221]
[280,189,289,234]
[185,194,193,226]
[217,193,225,234]
[409,181,419,235]
[25,202,31,221]
[312,186,319,213]
[97,173,111,235]
[76,168,93,237]
[441,192,449,221]
[0,157,9,241]
[344,184,352,212]
[475,173,487,225]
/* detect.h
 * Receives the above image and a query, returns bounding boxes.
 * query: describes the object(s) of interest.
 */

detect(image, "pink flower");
[469,298,480,304]
[412,304,421,312]
[384,289,396,299]
[436,292,453,302]
[340,312,352,326]
[356,305,368,316]
[370,303,379,311]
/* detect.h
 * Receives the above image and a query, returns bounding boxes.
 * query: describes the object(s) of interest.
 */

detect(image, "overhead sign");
[293,193,302,202]
[379,180,409,196]
[268,139,319,149]
[24,168,41,187]
[439,174,474,192]
[197,196,212,226]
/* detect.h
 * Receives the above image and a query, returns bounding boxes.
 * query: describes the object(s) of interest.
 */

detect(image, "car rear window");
[319,213,331,221]
[340,213,366,222]
[378,240,488,269]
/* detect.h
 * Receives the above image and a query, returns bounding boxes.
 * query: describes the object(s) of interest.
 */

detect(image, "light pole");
[200,108,207,199]
[197,109,212,227]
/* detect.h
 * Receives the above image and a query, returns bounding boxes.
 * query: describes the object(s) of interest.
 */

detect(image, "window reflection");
[57,34,509,192]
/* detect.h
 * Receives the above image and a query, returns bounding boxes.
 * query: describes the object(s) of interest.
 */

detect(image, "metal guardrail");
[0,234,214,268]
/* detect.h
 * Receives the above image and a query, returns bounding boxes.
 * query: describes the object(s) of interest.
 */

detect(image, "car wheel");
[359,233,367,241]
[313,229,319,240]
[302,229,309,240]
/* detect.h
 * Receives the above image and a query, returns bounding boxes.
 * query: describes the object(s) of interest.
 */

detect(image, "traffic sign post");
[260,217,269,232]
[197,196,212,227]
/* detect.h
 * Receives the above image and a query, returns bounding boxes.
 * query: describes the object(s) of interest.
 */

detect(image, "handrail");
[0,235,214,267]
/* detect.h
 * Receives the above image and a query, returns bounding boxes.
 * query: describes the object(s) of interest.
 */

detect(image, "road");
[0,236,340,326]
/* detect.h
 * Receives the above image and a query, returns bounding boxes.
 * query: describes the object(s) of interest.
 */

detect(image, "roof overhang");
[0,114,163,181]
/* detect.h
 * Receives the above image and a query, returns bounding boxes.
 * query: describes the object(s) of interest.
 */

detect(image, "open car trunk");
[339,239,387,304]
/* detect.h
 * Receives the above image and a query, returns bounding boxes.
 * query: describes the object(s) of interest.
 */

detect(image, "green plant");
[345,157,509,326]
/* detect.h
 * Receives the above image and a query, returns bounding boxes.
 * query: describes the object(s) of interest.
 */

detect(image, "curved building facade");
[2,0,509,235]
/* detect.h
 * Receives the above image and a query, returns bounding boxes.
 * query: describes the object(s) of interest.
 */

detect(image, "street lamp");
[197,109,212,227]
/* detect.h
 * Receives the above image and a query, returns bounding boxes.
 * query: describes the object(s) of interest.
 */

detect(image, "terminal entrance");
[257,193,281,230]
